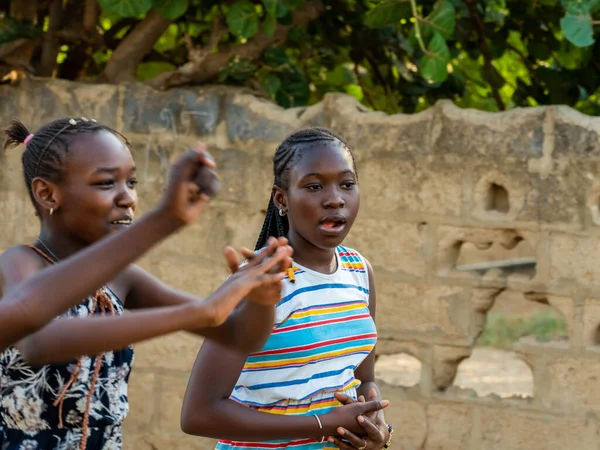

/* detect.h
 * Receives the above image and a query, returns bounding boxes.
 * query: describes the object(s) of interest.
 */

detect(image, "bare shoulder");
[0,245,47,295]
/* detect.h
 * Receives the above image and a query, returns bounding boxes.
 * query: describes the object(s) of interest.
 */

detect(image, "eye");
[305,184,322,191]
[127,179,138,188]
[94,180,115,188]
[341,181,356,189]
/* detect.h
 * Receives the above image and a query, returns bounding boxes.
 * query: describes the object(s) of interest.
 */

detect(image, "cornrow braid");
[254,127,355,250]
[3,117,130,214]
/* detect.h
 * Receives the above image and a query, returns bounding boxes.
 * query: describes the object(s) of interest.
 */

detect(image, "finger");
[255,272,286,286]
[357,416,384,441]
[334,392,356,405]
[336,428,365,448]
[195,143,216,169]
[223,247,240,273]
[327,437,355,450]
[240,247,257,261]
[358,400,389,414]
[368,388,378,401]
[176,147,209,180]
[358,395,366,403]
[247,237,279,267]
[252,247,290,274]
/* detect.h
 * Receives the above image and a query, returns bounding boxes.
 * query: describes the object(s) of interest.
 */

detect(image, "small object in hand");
[195,163,220,198]
[286,267,296,283]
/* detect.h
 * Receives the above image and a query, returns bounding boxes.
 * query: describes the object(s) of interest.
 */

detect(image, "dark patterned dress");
[0,287,134,450]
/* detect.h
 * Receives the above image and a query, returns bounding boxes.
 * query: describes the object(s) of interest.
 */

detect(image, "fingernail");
[337,428,345,435]
[328,438,334,443]
[381,400,389,407]
[357,415,365,423]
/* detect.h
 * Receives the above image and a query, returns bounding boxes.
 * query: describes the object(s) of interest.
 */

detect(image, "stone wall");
[2,78,600,449]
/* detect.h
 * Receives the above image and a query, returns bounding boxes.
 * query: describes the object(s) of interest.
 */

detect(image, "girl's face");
[275,142,360,250]
[50,131,138,245]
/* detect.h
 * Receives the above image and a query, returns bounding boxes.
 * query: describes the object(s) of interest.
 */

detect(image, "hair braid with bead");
[254,127,356,251]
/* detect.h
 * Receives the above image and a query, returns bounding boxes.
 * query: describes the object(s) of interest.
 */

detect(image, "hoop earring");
[279,209,286,217]
[49,207,54,216]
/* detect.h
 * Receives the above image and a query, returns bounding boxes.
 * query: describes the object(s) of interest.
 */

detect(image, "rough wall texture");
[2,78,600,449]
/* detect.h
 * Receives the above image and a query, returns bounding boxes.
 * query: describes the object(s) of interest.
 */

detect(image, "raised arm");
[180,339,388,442]
[13,244,291,365]
[0,146,214,352]
[122,237,292,353]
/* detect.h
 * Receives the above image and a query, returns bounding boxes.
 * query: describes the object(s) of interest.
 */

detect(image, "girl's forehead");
[291,143,355,174]
[66,132,133,172]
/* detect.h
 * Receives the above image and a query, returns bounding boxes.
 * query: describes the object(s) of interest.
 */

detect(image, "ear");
[272,185,288,214]
[31,177,61,215]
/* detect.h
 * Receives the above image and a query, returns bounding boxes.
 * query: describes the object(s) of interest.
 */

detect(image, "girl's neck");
[287,229,337,274]
[37,228,88,262]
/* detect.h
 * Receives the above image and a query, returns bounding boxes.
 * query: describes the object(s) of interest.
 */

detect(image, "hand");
[202,244,293,326]
[329,390,390,450]
[158,143,218,226]
[320,398,389,438]
[224,237,293,306]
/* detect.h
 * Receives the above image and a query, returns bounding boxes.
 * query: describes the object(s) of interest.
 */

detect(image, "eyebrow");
[300,169,355,179]
[93,166,137,175]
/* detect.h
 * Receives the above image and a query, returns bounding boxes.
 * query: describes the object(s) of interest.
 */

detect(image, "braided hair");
[2,117,130,214]
[254,127,356,250]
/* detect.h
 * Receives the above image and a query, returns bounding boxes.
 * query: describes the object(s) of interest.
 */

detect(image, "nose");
[322,186,345,209]
[116,184,137,211]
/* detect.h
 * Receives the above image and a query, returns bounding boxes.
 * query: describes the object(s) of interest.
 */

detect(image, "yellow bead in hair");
[287,267,296,283]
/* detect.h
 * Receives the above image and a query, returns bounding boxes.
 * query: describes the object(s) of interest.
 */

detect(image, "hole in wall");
[484,183,510,213]
[375,353,421,388]
[452,291,568,398]
[454,239,536,279]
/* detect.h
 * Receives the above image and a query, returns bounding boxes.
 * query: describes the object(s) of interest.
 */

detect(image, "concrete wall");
[2,78,600,449]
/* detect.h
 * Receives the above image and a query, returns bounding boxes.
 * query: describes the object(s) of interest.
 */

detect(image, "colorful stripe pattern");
[217,246,377,450]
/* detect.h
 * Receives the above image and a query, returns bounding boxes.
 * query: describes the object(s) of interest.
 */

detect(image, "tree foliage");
[1,0,600,114]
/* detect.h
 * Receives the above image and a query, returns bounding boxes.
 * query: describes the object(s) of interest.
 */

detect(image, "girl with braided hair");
[0,117,293,450]
[182,127,393,450]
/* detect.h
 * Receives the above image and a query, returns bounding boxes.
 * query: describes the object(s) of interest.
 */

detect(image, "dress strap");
[27,245,56,264]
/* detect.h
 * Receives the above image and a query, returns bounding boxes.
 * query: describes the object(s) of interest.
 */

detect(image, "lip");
[109,216,133,226]
[318,214,347,234]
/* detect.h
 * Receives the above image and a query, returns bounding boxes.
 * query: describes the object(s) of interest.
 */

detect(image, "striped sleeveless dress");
[217,245,377,450]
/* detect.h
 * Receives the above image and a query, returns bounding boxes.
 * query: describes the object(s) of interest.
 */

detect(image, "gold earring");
[49,207,54,216]
[279,209,286,217]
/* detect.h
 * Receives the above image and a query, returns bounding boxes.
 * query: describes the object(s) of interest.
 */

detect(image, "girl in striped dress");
[182,128,393,450]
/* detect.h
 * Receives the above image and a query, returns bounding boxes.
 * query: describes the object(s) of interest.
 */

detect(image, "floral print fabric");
[0,288,134,450]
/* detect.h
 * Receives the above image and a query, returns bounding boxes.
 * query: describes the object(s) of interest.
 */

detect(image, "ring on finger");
[358,440,367,450]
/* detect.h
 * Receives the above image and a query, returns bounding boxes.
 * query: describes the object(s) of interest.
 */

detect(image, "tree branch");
[102,9,172,83]
[146,2,324,90]
[38,0,63,77]
[463,0,506,111]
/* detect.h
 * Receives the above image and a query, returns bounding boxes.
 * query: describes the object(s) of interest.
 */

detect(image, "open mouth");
[319,216,347,232]
[110,219,133,226]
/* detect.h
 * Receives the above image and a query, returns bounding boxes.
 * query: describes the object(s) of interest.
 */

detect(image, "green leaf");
[364,0,411,28]
[420,31,450,83]
[421,0,456,40]
[261,0,277,16]
[560,4,595,47]
[276,1,291,19]
[153,0,188,20]
[97,0,153,18]
[264,13,277,38]
[264,47,289,67]
[227,0,260,39]
[262,72,282,94]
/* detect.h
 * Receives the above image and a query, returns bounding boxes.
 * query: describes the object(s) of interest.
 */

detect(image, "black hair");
[2,117,130,214]
[254,127,356,250]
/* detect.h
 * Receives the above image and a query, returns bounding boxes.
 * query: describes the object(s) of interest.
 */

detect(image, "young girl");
[0,117,292,450]
[181,128,393,450]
